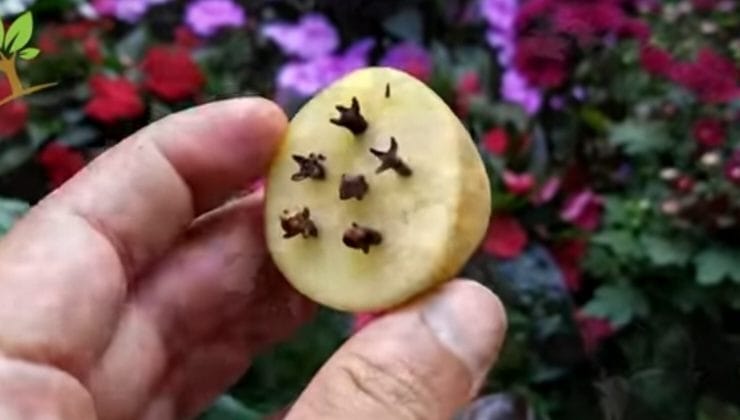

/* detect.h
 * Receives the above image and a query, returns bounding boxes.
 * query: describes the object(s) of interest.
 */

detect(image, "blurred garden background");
[0,0,739,418]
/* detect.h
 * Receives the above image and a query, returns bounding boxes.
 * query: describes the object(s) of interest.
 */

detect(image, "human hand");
[0,98,506,420]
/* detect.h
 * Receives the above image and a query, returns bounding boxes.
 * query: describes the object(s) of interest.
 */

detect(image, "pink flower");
[692,117,727,148]
[483,215,528,259]
[483,128,508,155]
[532,176,561,204]
[37,143,86,188]
[380,42,433,82]
[352,312,384,334]
[514,35,570,88]
[503,170,535,195]
[669,48,740,104]
[561,189,603,231]
[640,45,675,76]
[575,311,614,354]
[262,13,339,60]
[551,239,587,291]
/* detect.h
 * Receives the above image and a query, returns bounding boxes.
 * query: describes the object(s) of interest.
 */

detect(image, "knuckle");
[335,351,438,420]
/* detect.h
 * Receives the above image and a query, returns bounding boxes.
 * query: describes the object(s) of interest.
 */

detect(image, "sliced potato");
[265,67,491,312]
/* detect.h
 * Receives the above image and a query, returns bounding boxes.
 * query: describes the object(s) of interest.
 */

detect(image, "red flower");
[515,35,570,88]
[141,46,205,102]
[83,37,104,64]
[617,19,651,41]
[639,45,675,76]
[674,175,695,193]
[483,214,528,259]
[483,128,508,155]
[175,26,202,49]
[553,2,625,42]
[692,117,726,148]
[560,189,603,231]
[669,48,740,104]
[551,239,587,291]
[503,170,535,196]
[85,75,145,124]
[38,143,86,188]
[724,151,740,185]
[575,311,614,354]
[455,71,481,116]
[0,79,29,139]
[692,0,719,11]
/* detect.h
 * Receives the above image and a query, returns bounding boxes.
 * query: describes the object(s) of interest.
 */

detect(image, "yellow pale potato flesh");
[265,67,491,312]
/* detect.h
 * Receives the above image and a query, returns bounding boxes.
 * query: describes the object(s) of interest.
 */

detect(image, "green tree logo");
[0,11,56,106]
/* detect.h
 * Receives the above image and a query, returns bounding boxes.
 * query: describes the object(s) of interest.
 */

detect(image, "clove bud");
[280,207,318,239]
[370,137,412,177]
[330,97,368,135]
[291,153,326,181]
[342,223,383,254]
[339,174,369,200]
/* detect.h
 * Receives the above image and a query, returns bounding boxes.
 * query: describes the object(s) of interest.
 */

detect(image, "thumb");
[285,280,507,420]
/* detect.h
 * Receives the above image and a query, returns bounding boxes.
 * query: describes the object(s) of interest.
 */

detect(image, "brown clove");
[291,153,326,181]
[370,137,412,177]
[385,83,391,98]
[280,207,318,239]
[339,174,369,200]
[330,97,368,135]
[342,223,382,254]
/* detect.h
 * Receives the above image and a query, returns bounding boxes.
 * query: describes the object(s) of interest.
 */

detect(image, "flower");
[481,0,518,32]
[692,117,726,148]
[551,239,587,291]
[455,71,482,115]
[276,39,374,96]
[85,75,145,124]
[669,48,740,104]
[37,143,86,188]
[501,70,542,115]
[483,128,508,155]
[692,0,720,11]
[515,35,570,88]
[553,1,626,42]
[114,0,169,23]
[175,26,201,49]
[724,151,740,185]
[83,36,103,64]
[379,42,432,81]
[185,0,246,37]
[262,14,339,60]
[483,214,528,259]
[141,46,205,102]
[561,189,603,231]
[575,311,614,354]
[533,176,561,204]
[640,45,674,76]
[503,170,535,195]
[351,312,384,334]
[0,80,29,139]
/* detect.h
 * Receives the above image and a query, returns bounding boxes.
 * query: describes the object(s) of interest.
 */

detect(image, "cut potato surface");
[265,67,491,312]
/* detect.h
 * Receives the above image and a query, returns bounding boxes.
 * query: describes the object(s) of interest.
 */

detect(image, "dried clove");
[339,174,369,200]
[280,207,318,239]
[330,97,368,135]
[291,153,326,181]
[370,137,413,177]
[385,83,391,98]
[342,223,382,253]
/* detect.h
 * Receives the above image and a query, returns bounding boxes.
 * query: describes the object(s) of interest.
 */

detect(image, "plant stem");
[0,55,24,97]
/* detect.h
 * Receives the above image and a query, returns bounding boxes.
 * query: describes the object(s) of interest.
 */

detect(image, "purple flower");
[502,70,542,115]
[379,42,432,81]
[277,39,375,96]
[262,14,339,60]
[486,30,515,65]
[185,0,246,37]
[114,0,169,23]
[481,0,518,32]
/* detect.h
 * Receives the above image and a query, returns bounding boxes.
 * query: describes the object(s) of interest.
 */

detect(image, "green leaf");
[608,121,671,155]
[583,284,649,327]
[694,248,740,286]
[198,395,261,420]
[640,234,692,266]
[0,18,5,50]
[0,197,30,236]
[4,12,34,54]
[591,230,641,259]
[18,47,39,60]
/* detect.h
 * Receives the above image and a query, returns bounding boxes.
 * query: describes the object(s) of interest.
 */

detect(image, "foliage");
[0,0,739,419]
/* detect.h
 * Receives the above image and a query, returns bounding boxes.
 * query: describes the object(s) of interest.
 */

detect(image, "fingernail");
[420,280,506,396]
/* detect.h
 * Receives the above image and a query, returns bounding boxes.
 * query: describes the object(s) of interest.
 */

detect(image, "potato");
[265,67,491,312]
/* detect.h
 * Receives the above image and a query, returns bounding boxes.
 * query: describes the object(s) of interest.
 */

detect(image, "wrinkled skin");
[0,98,506,420]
